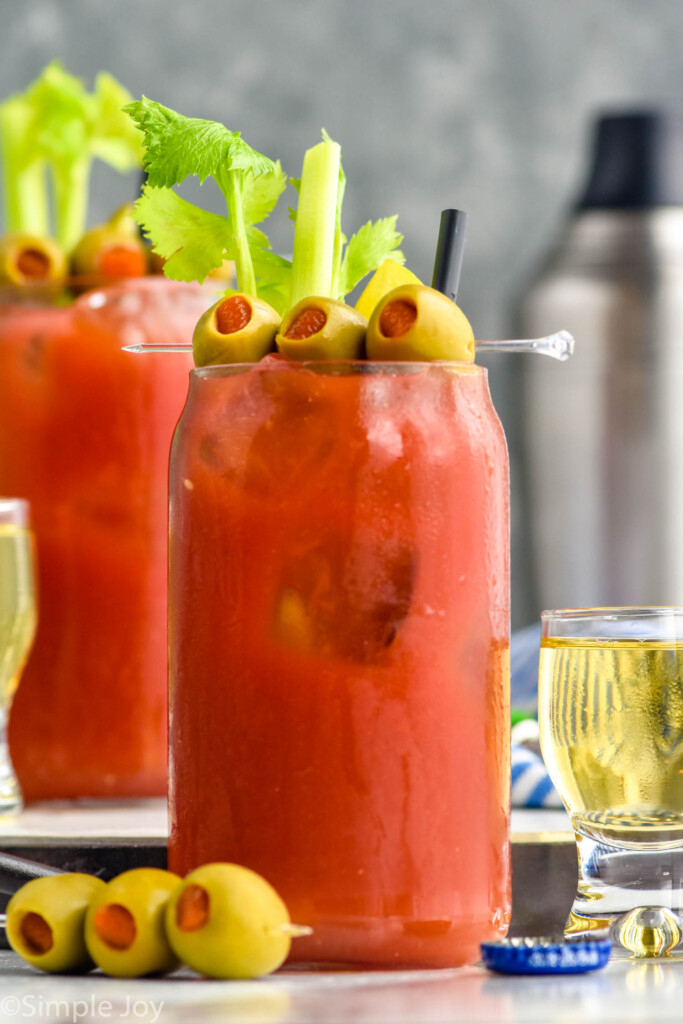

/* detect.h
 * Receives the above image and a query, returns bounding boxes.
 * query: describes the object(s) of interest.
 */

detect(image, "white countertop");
[2,803,666,1022]
[0,799,169,845]
[0,800,574,845]
[0,951,681,1022]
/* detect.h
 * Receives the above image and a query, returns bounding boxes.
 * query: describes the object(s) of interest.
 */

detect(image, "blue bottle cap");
[480,937,612,975]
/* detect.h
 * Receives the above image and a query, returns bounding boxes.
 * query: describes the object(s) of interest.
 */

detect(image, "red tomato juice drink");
[168,355,511,967]
[0,277,208,800]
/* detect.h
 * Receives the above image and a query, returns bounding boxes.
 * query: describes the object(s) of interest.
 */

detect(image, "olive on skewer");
[366,283,475,362]
[5,873,106,974]
[192,293,281,366]
[84,868,181,978]
[276,297,367,360]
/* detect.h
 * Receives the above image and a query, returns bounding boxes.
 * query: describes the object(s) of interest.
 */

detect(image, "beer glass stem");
[568,816,683,958]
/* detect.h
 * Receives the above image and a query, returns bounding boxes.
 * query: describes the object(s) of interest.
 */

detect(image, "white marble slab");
[511,808,573,842]
[0,801,573,845]
[0,951,681,1022]
[0,800,168,845]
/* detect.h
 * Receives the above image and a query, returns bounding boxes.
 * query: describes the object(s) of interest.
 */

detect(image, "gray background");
[3,0,683,625]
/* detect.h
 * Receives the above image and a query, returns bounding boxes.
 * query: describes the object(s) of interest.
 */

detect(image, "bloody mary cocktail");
[168,356,510,967]
[0,277,207,799]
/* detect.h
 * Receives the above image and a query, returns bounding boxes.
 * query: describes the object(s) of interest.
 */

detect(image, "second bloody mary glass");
[0,277,209,800]
[168,355,511,968]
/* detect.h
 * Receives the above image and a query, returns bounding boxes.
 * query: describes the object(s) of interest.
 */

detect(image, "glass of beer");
[539,607,683,959]
[0,499,36,815]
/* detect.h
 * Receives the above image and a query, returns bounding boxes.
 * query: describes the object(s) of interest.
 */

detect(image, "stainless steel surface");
[520,208,683,612]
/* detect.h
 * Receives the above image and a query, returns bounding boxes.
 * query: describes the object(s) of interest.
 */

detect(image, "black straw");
[431,209,469,303]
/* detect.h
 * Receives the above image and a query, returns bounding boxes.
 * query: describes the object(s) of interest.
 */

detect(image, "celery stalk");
[53,156,90,251]
[330,161,346,300]
[0,98,49,234]
[218,167,256,296]
[288,137,341,307]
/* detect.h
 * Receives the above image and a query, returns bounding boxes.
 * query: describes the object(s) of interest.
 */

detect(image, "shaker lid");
[578,112,683,209]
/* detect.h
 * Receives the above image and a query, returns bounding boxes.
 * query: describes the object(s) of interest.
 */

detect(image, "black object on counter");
[0,850,64,895]
[578,112,683,209]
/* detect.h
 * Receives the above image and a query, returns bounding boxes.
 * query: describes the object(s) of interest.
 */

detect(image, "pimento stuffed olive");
[365,284,475,362]
[6,873,106,974]
[0,231,67,291]
[70,205,147,285]
[276,297,367,360]
[192,293,280,366]
[84,868,181,977]
[165,863,300,979]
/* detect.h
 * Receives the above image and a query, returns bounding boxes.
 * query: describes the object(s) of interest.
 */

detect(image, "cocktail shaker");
[519,112,683,611]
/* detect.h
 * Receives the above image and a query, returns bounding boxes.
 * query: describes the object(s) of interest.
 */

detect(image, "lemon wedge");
[355,259,422,319]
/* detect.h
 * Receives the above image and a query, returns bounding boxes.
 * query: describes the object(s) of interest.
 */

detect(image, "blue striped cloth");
[510,624,563,808]
[511,743,563,808]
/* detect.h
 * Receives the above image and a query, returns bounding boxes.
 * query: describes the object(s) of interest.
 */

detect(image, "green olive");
[84,868,181,977]
[276,297,367,360]
[6,873,105,974]
[0,232,67,291]
[165,863,295,979]
[365,284,475,362]
[70,205,148,284]
[192,293,280,366]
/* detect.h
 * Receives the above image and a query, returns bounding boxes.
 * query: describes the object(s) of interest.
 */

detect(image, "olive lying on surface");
[6,861,308,979]
[165,863,299,980]
[84,868,181,978]
[365,283,475,362]
[276,296,367,361]
[192,293,281,366]
[5,873,106,974]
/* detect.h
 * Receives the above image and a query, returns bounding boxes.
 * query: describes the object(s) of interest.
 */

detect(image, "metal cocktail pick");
[476,330,574,361]
[123,332,574,360]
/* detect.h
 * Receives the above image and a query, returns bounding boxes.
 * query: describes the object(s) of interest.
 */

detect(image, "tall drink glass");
[0,499,35,814]
[539,607,683,959]
[0,278,208,800]
[168,355,510,968]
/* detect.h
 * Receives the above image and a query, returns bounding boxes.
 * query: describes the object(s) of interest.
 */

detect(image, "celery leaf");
[252,248,292,315]
[226,134,274,177]
[90,72,143,172]
[287,178,301,222]
[25,62,143,247]
[28,63,91,163]
[242,161,288,225]
[126,97,283,294]
[135,185,231,282]
[339,217,405,297]
[123,99,273,188]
